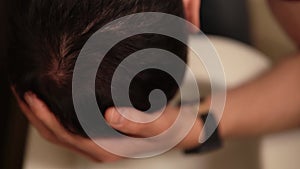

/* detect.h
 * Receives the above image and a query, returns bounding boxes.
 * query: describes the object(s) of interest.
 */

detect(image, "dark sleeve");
[200,0,251,45]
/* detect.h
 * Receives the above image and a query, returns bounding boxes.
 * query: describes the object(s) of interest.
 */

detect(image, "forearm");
[214,53,300,139]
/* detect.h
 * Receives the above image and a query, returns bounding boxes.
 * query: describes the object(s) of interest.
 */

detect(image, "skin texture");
[14,0,300,163]
[13,89,121,162]
[218,0,300,138]
[218,53,300,139]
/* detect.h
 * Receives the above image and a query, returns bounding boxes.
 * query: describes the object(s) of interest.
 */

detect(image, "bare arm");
[218,53,300,138]
[216,0,300,138]
[105,52,300,147]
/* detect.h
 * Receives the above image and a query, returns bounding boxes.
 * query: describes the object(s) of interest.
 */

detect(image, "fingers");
[105,106,204,150]
[12,89,123,162]
[76,138,124,162]
[105,107,178,137]
[24,92,79,145]
[15,90,200,160]
[11,88,59,143]
[23,92,123,162]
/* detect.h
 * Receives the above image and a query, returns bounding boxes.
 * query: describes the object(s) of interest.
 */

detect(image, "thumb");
[105,107,176,137]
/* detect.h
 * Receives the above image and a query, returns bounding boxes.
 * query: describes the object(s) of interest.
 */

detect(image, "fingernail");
[24,92,34,105]
[109,108,122,126]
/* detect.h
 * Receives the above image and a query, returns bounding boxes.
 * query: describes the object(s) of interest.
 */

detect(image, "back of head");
[8,0,187,137]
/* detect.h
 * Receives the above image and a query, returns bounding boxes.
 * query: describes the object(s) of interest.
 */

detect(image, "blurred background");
[1,0,299,169]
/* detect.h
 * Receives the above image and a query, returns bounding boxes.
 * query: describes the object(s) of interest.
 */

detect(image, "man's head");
[8,0,188,137]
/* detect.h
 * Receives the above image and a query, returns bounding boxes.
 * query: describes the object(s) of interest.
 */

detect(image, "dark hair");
[8,0,187,137]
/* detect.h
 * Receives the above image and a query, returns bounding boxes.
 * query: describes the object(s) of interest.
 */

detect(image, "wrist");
[184,112,223,154]
[177,96,212,150]
[199,96,211,114]
[176,117,203,150]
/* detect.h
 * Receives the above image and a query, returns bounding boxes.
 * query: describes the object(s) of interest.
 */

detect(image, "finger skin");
[105,107,178,137]
[105,107,203,150]
[22,91,122,162]
[11,88,59,143]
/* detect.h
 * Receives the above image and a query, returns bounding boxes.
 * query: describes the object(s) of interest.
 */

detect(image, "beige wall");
[248,0,297,62]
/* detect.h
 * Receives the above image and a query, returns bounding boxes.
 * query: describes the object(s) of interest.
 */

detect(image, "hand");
[12,89,122,162]
[183,0,201,29]
[104,106,204,150]
[13,88,204,161]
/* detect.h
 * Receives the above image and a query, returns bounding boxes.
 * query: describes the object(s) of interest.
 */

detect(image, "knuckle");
[127,123,145,135]
[116,119,143,135]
